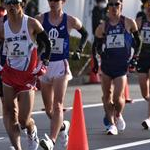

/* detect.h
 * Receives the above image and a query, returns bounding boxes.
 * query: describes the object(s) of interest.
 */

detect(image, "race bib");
[106,34,125,48]
[51,38,64,54]
[7,41,28,57]
[141,30,150,44]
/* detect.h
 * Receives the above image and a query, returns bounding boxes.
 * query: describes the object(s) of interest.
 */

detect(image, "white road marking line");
[63,98,145,110]
[0,137,5,140]
[96,139,150,150]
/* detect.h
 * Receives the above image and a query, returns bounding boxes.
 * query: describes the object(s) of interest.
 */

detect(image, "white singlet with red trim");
[4,14,37,71]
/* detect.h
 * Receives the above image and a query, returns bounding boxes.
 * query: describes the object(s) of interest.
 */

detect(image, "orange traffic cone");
[89,55,101,83]
[67,89,89,150]
[124,78,133,103]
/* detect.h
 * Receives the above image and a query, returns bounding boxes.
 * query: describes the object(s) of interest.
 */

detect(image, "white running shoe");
[9,146,15,150]
[58,120,70,148]
[27,125,39,150]
[107,125,118,135]
[116,115,126,131]
[40,134,54,150]
[142,119,150,130]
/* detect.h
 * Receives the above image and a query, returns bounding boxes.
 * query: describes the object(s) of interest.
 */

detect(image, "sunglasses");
[108,2,120,7]
[48,0,62,2]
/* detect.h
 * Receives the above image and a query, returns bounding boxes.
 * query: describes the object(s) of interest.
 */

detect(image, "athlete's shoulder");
[123,16,136,26]
[67,14,82,30]
[67,14,80,22]
[35,12,48,24]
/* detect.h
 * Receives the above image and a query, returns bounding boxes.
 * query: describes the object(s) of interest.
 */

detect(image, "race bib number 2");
[7,41,28,57]
[106,34,125,49]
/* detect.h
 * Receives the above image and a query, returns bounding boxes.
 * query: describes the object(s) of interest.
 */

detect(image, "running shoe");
[58,120,70,148]
[116,115,126,131]
[103,115,110,130]
[27,125,39,150]
[142,119,150,130]
[9,146,15,150]
[40,134,54,150]
[107,125,118,135]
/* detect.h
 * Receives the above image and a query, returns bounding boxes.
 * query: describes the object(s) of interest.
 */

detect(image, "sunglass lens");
[108,2,120,7]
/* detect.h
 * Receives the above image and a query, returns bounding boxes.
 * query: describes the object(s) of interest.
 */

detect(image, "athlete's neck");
[49,10,63,26]
[109,14,121,25]
[7,12,24,34]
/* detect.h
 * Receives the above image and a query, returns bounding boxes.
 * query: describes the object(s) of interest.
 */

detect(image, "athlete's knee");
[53,102,63,113]
[45,110,53,119]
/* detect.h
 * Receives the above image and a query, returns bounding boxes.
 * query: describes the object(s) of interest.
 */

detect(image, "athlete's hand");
[72,49,82,60]
[32,61,47,76]
[129,55,138,72]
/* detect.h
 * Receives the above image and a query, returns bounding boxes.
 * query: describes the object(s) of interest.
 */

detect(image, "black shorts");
[137,53,150,73]
[101,63,128,79]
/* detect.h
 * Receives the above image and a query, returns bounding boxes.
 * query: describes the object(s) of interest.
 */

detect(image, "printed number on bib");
[51,38,64,54]
[106,34,125,48]
[7,41,28,57]
[141,30,150,44]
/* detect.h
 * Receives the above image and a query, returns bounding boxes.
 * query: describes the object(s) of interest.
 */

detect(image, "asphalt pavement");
[0,73,150,150]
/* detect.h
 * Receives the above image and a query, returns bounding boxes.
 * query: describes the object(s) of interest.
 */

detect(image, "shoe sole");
[107,131,118,135]
[142,121,149,130]
[40,140,49,150]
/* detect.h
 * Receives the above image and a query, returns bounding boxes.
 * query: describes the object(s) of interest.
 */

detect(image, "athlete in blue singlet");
[101,16,133,79]
[36,0,88,149]
[93,0,142,135]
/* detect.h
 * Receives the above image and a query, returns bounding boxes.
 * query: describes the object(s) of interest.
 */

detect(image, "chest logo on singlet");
[49,28,59,39]
[49,28,64,54]
[60,25,65,30]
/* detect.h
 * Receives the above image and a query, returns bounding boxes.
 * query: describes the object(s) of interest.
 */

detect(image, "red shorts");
[2,64,36,93]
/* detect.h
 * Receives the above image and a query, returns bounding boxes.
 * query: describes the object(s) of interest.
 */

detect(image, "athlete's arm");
[92,23,105,74]
[130,19,142,56]
[135,16,142,30]
[31,18,51,65]
[94,22,105,56]
[68,16,88,53]
[0,17,4,40]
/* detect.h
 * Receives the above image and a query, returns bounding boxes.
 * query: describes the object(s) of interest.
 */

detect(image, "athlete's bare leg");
[41,76,68,142]
[2,84,21,150]
[18,90,35,134]
[101,72,115,125]
[113,75,127,117]
[138,73,149,101]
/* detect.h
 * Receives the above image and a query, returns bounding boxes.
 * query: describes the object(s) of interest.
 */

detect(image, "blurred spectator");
[91,0,108,75]
[25,0,38,17]
[136,4,146,18]
[92,0,108,35]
